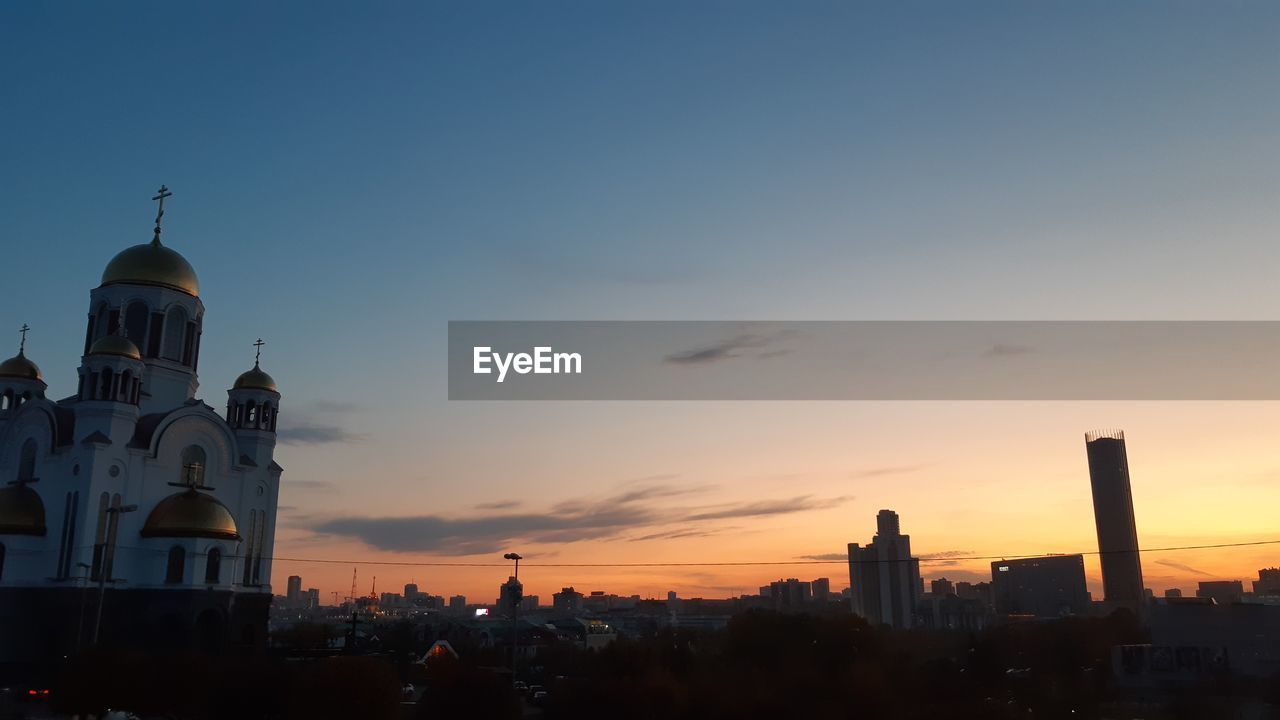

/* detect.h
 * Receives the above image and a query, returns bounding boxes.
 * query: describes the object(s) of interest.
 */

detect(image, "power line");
[108,537,1280,568]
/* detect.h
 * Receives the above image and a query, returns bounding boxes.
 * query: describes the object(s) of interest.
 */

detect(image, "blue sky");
[3,2,1279,598]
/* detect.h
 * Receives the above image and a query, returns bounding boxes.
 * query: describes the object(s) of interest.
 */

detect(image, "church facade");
[0,190,282,664]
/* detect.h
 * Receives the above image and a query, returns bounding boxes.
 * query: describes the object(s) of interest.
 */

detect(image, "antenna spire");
[151,185,173,246]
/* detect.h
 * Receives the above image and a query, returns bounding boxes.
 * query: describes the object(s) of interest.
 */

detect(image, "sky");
[2,1,1279,604]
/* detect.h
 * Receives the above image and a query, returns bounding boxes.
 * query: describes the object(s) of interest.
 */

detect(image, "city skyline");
[4,2,1280,604]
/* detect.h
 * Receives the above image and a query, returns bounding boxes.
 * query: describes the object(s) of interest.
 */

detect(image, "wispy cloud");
[285,479,336,492]
[849,465,924,480]
[1154,559,1209,576]
[474,500,522,511]
[664,331,795,366]
[797,552,847,562]
[312,482,845,556]
[984,343,1034,357]
[277,422,366,445]
[684,495,850,521]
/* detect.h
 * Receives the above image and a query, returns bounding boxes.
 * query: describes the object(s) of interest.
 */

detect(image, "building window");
[162,307,187,361]
[17,439,37,481]
[181,445,207,487]
[124,302,149,349]
[205,547,222,584]
[165,546,185,584]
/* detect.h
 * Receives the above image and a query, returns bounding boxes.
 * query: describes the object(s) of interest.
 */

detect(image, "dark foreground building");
[991,554,1090,618]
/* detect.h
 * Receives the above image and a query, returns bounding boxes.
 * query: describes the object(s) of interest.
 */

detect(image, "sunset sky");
[2,2,1279,603]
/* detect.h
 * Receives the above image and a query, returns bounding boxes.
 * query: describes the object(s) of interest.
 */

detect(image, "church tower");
[0,187,284,663]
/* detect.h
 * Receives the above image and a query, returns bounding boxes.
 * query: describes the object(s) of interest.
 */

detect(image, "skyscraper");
[1085,430,1145,612]
[287,575,303,603]
[848,509,921,629]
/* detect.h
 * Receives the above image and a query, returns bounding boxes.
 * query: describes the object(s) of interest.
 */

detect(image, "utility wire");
[97,537,1280,568]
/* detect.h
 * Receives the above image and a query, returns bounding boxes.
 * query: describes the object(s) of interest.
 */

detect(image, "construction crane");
[349,568,358,604]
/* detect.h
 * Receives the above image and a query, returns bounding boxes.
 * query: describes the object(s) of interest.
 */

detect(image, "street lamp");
[92,503,138,645]
[75,562,91,651]
[503,552,522,684]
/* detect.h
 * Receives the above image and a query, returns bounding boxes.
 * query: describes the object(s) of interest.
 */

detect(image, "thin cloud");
[684,495,850,521]
[474,500,522,511]
[849,465,925,479]
[663,331,795,366]
[313,484,846,556]
[285,479,336,492]
[1154,559,1209,576]
[277,422,366,445]
[984,343,1034,357]
[797,553,848,562]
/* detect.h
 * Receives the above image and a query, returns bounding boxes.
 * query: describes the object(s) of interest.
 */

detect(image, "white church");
[0,188,282,660]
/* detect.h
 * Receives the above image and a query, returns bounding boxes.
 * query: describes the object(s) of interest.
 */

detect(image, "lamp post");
[92,503,138,645]
[75,562,91,652]
[503,552,522,684]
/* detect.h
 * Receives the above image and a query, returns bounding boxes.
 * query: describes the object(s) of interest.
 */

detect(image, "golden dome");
[89,333,142,360]
[0,350,41,381]
[234,363,278,392]
[0,483,47,536]
[101,239,200,296]
[141,489,240,540]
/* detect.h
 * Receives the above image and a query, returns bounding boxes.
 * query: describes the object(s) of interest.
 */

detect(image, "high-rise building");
[768,578,812,612]
[848,509,921,629]
[305,588,320,608]
[811,577,831,603]
[286,575,302,602]
[991,554,1090,618]
[553,586,584,613]
[404,582,419,600]
[930,577,954,596]
[1085,430,1145,612]
[448,595,466,614]
[498,576,523,615]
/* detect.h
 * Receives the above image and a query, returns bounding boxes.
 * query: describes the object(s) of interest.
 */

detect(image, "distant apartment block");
[991,554,1090,618]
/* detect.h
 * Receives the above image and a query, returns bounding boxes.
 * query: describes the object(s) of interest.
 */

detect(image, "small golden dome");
[89,334,142,360]
[0,483,47,536]
[0,350,41,381]
[234,363,278,393]
[101,239,200,296]
[141,489,240,540]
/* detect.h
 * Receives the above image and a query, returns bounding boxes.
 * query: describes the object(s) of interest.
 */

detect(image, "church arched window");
[181,445,207,487]
[1,390,12,411]
[165,546,185,584]
[94,302,111,341]
[124,302,149,349]
[18,439,37,482]
[205,547,222,584]
[162,306,187,361]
